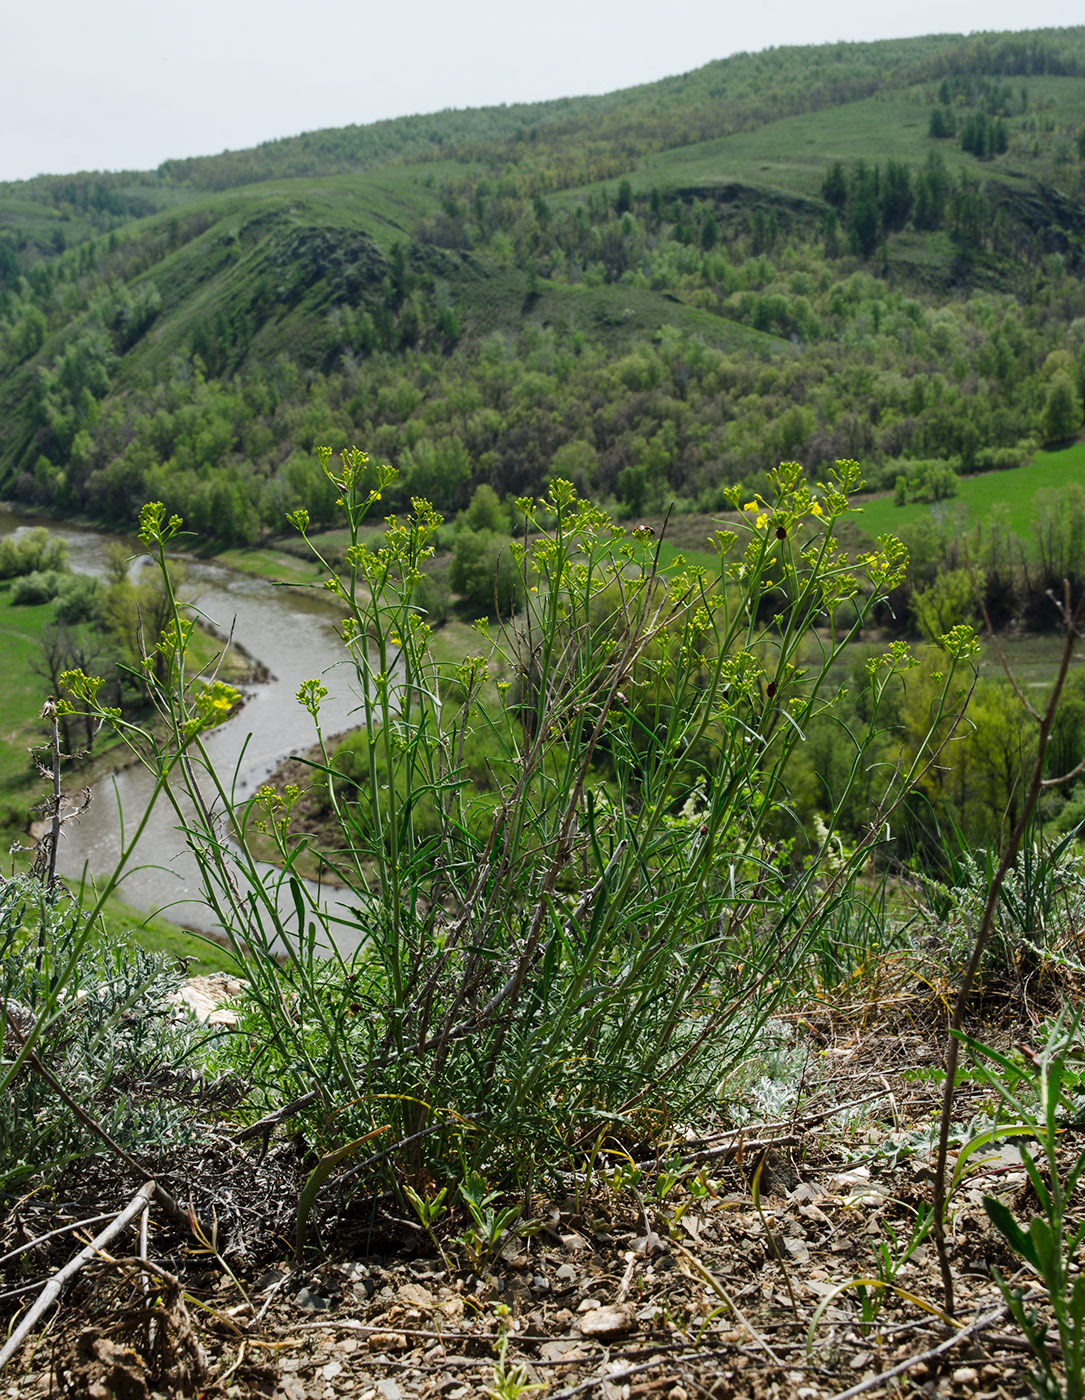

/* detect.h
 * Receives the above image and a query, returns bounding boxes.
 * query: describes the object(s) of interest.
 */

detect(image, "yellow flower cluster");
[184,681,241,740]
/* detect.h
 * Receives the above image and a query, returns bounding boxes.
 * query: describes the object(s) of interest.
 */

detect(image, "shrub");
[913,568,983,644]
[449,527,524,616]
[9,570,65,605]
[411,569,450,626]
[893,458,960,504]
[0,528,68,580]
[0,875,218,1187]
[60,461,976,1199]
[53,572,106,623]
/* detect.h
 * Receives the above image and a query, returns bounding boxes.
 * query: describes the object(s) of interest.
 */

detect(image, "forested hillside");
[1,27,1084,543]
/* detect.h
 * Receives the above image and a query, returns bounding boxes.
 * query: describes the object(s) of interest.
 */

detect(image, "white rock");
[168,973,248,1028]
[579,1304,635,1338]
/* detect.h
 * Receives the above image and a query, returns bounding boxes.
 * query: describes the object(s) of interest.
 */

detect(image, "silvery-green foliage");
[915,824,1085,976]
[0,874,225,1187]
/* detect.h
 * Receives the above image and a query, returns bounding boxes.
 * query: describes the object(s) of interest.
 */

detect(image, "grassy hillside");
[645,78,1078,195]
[0,26,1084,546]
[858,439,1085,539]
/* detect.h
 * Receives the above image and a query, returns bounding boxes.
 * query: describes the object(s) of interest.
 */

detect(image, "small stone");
[539,1341,586,1362]
[398,1282,433,1307]
[169,972,248,1027]
[578,1304,636,1338]
[367,1332,409,1352]
[555,1263,577,1282]
[322,1361,343,1380]
[952,1367,979,1385]
[294,1286,330,1311]
[577,1298,601,1312]
[377,1382,402,1400]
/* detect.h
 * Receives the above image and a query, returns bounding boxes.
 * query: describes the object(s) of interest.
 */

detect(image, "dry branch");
[0,1181,154,1371]
[932,582,1085,1314]
[825,1300,1012,1400]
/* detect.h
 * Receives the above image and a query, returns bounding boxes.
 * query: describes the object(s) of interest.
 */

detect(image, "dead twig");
[546,1345,773,1400]
[0,1212,117,1269]
[632,1087,902,1171]
[932,581,1085,1315]
[825,1300,1013,1400]
[232,1088,321,1145]
[635,1133,800,1172]
[0,1181,154,1372]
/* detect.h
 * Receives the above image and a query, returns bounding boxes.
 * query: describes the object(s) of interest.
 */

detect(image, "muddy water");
[1,512,369,955]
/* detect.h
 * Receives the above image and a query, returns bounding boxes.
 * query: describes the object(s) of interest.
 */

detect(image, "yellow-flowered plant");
[80,458,979,1206]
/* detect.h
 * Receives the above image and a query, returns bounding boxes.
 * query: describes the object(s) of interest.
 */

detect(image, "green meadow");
[856,440,1085,542]
[0,590,53,793]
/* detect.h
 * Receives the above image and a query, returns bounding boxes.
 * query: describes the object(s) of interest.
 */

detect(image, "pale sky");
[3,0,1082,184]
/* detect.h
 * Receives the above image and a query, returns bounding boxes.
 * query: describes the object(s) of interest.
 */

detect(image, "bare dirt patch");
[2,1004,1057,1400]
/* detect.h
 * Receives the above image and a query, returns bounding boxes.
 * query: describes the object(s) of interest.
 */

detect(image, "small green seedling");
[404,1181,451,1269]
[456,1170,528,1269]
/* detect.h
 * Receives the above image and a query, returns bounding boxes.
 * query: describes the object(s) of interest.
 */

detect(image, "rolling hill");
[1,26,1084,537]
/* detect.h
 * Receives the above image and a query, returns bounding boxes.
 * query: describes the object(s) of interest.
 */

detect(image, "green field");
[89,892,241,974]
[207,542,327,585]
[0,590,53,793]
[0,571,257,971]
[855,441,1085,542]
[640,76,1085,202]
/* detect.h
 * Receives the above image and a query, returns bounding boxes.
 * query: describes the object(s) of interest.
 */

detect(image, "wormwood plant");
[968,1017,1085,1400]
[0,874,216,1186]
[2,547,238,1129]
[914,815,1085,984]
[60,456,977,1200]
[1,609,248,1187]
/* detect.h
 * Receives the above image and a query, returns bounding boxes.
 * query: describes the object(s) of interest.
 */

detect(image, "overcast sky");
[3,0,1082,183]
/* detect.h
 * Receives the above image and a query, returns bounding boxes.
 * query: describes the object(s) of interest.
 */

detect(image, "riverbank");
[2,502,1080,970]
[0,509,338,969]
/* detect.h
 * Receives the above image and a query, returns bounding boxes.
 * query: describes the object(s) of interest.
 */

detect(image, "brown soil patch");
[3,1008,1061,1399]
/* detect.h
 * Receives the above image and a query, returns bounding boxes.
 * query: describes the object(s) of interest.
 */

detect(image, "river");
[0,511,370,956]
